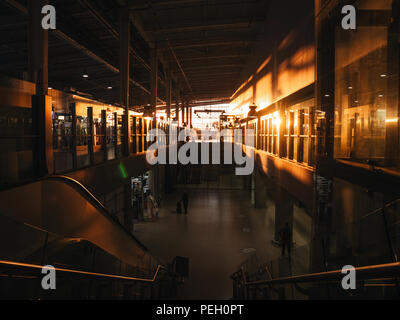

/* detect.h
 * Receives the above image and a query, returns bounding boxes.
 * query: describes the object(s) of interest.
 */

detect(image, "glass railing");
[0,136,37,188]
[233,198,400,300]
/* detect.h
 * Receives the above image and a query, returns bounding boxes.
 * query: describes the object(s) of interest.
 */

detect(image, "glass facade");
[0,83,158,188]
[334,0,399,169]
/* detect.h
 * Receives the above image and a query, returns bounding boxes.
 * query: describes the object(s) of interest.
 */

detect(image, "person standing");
[280,223,292,257]
[176,200,182,214]
[182,193,189,215]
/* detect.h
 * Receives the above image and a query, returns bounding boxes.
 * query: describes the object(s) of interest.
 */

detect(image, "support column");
[186,101,189,127]
[28,0,48,94]
[150,47,158,122]
[113,112,118,158]
[166,70,172,121]
[124,182,133,233]
[71,103,77,169]
[182,99,186,126]
[120,7,131,156]
[254,169,267,209]
[101,110,107,161]
[175,86,180,126]
[29,0,52,176]
[88,107,94,165]
[189,105,192,128]
[274,186,294,243]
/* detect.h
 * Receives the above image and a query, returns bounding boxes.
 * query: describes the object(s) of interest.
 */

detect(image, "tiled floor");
[134,187,286,300]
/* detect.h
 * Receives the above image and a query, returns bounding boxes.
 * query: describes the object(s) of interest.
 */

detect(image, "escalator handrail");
[0,259,169,283]
[45,175,150,254]
[242,262,400,286]
[360,197,400,222]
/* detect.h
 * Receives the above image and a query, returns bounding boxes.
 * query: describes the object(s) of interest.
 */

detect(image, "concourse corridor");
[3,0,400,303]
[134,187,281,300]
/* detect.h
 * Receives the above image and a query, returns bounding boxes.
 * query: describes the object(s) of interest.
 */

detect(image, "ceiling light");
[107,86,113,90]
[247,103,258,119]
[143,106,153,118]
[380,74,387,78]
[83,74,89,78]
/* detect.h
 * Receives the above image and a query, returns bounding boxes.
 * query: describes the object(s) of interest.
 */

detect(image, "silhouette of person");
[182,193,189,215]
[176,201,182,215]
[280,223,292,257]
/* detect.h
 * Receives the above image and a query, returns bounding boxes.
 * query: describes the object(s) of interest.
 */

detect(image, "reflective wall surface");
[334,0,398,169]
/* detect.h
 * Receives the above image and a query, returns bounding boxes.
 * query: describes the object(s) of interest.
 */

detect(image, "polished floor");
[134,185,311,299]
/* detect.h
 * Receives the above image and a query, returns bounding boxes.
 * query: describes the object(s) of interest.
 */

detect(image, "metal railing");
[232,261,400,300]
[0,259,169,283]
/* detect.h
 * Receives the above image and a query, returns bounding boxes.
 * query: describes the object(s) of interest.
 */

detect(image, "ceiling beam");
[128,0,202,9]
[168,54,248,62]
[181,64,242,71]
[150,20,262,34]
[159,40,255,51]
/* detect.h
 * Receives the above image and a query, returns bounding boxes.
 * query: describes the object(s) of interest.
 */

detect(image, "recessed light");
[348,86,353,90]
[107,86,113,90]
[380,74,387,78]
[379,94,384,98]
[83,74,89,78]
[324,94,330,97]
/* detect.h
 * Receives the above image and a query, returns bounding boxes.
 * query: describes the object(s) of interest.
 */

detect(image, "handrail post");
[241,267,248,300]
[321,238,331,299]
[88,107,94,165]
[71,103,77,169]
[101,110,107,161]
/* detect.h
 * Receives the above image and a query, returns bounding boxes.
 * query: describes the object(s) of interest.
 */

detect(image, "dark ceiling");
[0,0,269,109]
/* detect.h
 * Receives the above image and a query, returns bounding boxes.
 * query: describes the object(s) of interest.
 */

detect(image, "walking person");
[182,193,189,215]
[280,223,292,258]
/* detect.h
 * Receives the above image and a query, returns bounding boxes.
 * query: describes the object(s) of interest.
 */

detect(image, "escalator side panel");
[0,179,148,269]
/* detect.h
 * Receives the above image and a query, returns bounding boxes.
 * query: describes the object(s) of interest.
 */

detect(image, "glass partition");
[236,195,400,300]
[93,105,106,164]
[106,111,116,160]
[52,94,74,173]
[130,115,137,154]
[75,103,90,168]
[0,105,35,186]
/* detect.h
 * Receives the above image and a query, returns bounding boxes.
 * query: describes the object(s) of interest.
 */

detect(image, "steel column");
[28,0,48,95]
[166,70,172,121]
[120,7,131,156]
[29,0,52,176]
[150,47,158,120]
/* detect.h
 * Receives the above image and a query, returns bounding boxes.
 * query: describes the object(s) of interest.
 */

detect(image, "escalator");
[0,176,179,299]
